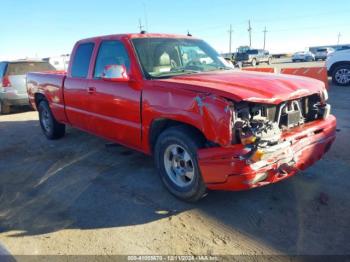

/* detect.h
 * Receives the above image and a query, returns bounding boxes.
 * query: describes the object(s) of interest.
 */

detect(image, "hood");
[159,70,325,104]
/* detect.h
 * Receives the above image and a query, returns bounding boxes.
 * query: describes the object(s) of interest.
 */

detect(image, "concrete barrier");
[280,67,329,89]
[242,67,275,73]
[240,66,329,89]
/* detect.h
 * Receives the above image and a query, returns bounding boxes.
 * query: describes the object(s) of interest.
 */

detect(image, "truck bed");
[27,71,67,122]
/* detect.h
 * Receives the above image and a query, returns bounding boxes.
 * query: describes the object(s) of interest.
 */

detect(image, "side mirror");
[102,65,129,82]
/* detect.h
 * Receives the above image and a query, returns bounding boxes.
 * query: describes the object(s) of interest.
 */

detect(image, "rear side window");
[6,62,55,75]
[0,62,7,77]
[71,43,95,78]
[94,40,130,78]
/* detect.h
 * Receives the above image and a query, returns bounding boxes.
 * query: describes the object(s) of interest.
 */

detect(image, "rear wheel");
[267,57,272,65]
[38,100,66,139]
[0,100,11,114]
[332,65,350,86]
[251,59,257,67]
[154,126,207,202]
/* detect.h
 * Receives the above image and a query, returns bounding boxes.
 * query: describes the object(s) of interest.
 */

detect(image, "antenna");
[138,19,144,33]
[143,2,149,31]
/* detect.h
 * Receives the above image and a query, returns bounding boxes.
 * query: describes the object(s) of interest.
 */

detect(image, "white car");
[292,51,315,62]
[326,49,350,86]
[315,47,334,61]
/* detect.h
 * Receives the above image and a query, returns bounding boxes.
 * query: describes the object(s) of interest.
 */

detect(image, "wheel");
[38,100,66,139]
[251,59,257,67]
[332,65,350,86]
[0,100,11,114]
[154,126,207,202]
[267,57,272,65]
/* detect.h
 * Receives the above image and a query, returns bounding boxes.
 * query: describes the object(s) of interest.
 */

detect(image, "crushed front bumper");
[198,115,336,191]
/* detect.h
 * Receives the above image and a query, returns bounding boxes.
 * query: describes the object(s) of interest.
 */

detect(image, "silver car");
[0,60,55,114]
[292,51,315,62]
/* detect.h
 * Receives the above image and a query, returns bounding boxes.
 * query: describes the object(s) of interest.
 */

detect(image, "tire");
[0,100,11,114]
[251,59,257,67]
[38,100,66,139]
[267,57,272,65]
[332,64,350,86]
[154,126,207,202]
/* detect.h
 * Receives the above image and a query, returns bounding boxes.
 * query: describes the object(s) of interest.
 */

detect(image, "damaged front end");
[198,93,336,191]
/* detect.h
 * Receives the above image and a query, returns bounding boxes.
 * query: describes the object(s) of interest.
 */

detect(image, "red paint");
[27,33,336,192]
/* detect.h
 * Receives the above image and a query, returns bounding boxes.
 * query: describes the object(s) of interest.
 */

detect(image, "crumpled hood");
[160,70,326,104]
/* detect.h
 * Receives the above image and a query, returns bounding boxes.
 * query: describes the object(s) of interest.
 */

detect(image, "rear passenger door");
[64,42,95,131]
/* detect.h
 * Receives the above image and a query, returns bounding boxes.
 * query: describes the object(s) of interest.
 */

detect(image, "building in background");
[43,54,70,71]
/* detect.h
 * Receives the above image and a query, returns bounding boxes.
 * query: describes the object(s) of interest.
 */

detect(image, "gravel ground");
[0,77,349,257]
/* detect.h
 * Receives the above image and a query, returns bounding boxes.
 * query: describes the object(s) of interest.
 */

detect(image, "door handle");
[87,87,96,94]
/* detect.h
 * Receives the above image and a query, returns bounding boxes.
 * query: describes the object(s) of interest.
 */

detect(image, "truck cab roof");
[77,33,198,43]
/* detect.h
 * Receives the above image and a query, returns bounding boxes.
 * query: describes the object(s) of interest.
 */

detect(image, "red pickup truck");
[27,33,336,202]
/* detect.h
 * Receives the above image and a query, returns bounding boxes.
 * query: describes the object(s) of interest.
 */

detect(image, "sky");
[0,0,349,60]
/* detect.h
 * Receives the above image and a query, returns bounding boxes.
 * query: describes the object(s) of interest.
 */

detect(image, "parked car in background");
[27,33,335,202]
[235,49,272,67]
[315,47,334,61]
[326,49,350,86]
[292,51,315,62]
[0,60,55,114]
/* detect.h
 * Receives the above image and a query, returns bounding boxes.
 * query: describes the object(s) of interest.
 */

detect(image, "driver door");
[87,40,142,149]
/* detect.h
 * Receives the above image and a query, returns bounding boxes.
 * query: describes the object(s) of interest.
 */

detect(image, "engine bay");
[231,94,330,162]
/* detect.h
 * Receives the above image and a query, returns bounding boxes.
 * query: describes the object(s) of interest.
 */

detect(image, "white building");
[43,54,70,71]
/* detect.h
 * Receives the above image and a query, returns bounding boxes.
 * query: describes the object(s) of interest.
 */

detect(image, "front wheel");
[332,65,350,86]
[38,100,66,139]
[154,126,207,202]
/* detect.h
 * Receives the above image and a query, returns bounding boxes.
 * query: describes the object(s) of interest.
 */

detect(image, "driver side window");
[94,40,130,79]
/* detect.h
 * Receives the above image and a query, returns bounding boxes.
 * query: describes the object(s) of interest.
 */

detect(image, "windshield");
[132,38,233,79]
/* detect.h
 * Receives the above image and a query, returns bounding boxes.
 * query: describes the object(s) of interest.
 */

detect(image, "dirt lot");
[0,75,349,256]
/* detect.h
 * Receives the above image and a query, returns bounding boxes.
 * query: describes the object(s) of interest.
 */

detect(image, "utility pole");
[228,24,233,54]
[337,32,342,45]
[263,26,268,50]
[248,20,252,48]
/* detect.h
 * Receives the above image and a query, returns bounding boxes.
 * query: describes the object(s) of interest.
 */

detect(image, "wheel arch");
[329,61,350,76]
[34,93,47,108]
[149,118,208,153]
